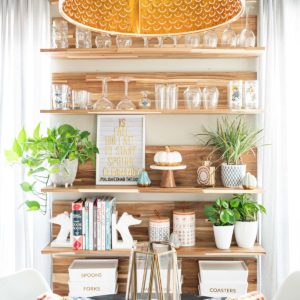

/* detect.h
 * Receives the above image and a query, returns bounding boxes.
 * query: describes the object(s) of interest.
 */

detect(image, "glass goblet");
[116,77,136,110]
[93,77,114,110]
[203,30,218,48]
[221,24,237,48]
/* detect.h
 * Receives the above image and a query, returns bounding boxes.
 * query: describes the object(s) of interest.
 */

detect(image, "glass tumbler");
[116,36,132,48]
[166,84,178,110]
[95,34,112,48]
[52,19,68,48]
[184,34,201,47]
[203,30,218,48]
[203,87,219,109]
[72,90,90,109]
[228,81,243,109]
[155,84,166,110]
[184,87,202,109]
[52,84,70,110]
[76,27,92,48]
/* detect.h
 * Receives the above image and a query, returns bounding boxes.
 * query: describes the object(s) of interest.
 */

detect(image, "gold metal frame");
[59,0,245,37]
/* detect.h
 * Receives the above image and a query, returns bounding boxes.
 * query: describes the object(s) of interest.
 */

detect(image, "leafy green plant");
[204,198,238,226]
[5,123,99,213]
[230,194,266,222]
[198,117,263,165]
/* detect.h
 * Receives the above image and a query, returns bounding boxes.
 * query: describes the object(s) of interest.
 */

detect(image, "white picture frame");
[96,115,145,185]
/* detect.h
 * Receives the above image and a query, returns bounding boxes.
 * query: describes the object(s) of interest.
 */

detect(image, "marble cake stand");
[150,165,187,188]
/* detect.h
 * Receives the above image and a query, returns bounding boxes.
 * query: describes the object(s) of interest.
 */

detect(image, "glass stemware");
[221,24,237,48]
[238,6,256,47]
[93,77,114,110]
[184,34,200,47]
[116,77,136,110]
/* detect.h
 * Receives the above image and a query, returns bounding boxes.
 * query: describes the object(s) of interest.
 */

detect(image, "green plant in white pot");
[204,198,237,250]
[200,117,263,187]
[5,123,98,213]
[230,194,266,248]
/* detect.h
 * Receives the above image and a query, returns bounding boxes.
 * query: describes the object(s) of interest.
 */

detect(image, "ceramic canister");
[173,210,195,247]
[149,217,170,242]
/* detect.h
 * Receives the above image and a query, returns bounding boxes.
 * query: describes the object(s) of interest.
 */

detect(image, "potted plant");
[230,194,266,248]
[200,117,263,187]
[5,123,98,213]
[204,198,237,249]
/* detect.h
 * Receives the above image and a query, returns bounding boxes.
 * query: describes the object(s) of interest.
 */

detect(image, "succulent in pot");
[5,123,98,213]
[204,198,237,250]
[230,194,266,248]
[199,117,263,187]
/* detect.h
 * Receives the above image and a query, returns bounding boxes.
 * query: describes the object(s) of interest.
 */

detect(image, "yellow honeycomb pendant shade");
[59,0,245,36]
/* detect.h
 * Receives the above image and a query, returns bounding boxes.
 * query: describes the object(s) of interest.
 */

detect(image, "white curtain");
[261,0,300,298]
[0,0,51,280]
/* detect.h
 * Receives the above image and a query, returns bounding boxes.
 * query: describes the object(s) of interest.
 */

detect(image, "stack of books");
[68,259,118,297]
[72,196,116,250]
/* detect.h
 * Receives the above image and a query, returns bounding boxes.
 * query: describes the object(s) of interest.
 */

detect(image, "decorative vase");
[221,163,246,187]
[173,210,195,247]
[213,225,234,250]
[242,172,257,190]
[197,160,215,187]
[50,158,78,187]
[137,169,151,187]
[235,221,258,248]
[149,217,170,242]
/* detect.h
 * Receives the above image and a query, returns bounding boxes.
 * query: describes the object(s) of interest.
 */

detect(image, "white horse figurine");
[112,212,141,249]
[50,211,72,247]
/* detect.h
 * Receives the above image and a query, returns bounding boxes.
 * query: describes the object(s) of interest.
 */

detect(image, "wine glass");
[221,24,237,47]
[238,6,256,47]
[93,77,114,110]
[116,77,136,110]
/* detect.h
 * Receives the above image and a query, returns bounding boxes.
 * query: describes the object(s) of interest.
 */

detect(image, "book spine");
[85,202,89,250]
[105,200,112,250]
[97,198,102,251]
[93,200,97,251]
[101,200,106,250]
[72,200,83,250]
[82,201,85,250]
[88,200,93,251]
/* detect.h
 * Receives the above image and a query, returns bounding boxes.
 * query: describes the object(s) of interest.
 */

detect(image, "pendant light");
[59,0,245,36]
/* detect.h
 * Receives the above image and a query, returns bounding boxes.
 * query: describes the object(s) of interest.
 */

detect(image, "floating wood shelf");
[40,108,263,115]
[40,47,265,59]
[41,185,263,194]
[42,243,266,257]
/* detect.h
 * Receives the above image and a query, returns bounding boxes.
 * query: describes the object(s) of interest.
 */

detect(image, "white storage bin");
[68,259,118,283]
[199,281,248,298]
[198,261,248,283]
[69,281,118,297]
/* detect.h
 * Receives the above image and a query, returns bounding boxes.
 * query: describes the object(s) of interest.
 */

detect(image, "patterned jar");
[173,210,195,247]
[149,217,170,242]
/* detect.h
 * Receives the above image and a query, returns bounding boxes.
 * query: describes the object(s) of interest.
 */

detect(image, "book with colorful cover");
[93,198,98,250]
[72,198,84,250]
[101,198,106,250]
[105,196,116,250]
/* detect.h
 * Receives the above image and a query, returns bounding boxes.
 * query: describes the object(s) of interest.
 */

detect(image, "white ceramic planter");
[221,163,246,187]
[235,221,258,248]
[50,158,78,187]
[213,225,234,250]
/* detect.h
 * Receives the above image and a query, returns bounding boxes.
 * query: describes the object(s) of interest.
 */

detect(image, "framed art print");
[96,115,145,185]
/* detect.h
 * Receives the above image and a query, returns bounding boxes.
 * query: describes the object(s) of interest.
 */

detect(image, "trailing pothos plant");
[198,117,263,165]
[230,194,266,222]
[204,198,238,226]
[5,123,98,214]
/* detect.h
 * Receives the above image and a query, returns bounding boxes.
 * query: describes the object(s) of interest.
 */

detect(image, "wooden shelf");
[41,185,263,194]
[40,108,263,115]
[42,243,266,257]
[40,47,265,59]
